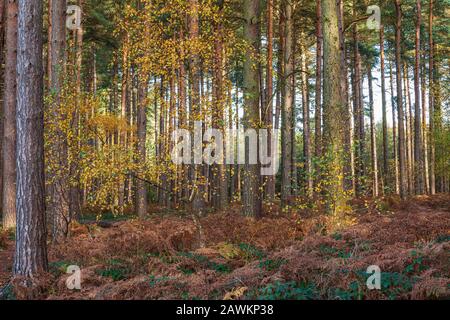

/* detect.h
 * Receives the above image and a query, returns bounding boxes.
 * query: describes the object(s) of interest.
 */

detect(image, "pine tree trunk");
[314,0,322,179]
[291,32,297,197]
[413,0,424,194]
[14,0,48,279]
[403,63,414,194]
[275,8,285,132]
[301,41,313,197]
[69,0,83,221]
[178,29,189,203]
[212,6,228,210]
[421,44,430,193]
[394,0,408,199]
[264,0,275,200]
[352,5,365,196]
[380,25,389,188]
[136,76,148,219]
[168,70,176,207]
[0,0,5,217]
[242,0,262,217]
[189,0,206,213]
[232,86,241,201]
[368,66,379,197]
[46,0,52,88]
[49,0,70,242]
[389,61,400,194]
[338,0,352,192]
[281,0,293,207]
[118,36,129,211]
[322,0,347,214]
[2,0,18,230]
[428,0,435,194]
[314,0,322,160]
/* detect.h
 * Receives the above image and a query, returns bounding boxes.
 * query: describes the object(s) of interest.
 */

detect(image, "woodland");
[0,0,449,300]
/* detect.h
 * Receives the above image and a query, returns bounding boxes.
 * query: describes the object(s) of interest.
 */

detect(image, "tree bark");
[211,4,228,210]
[46,0,52,88]
[281,0,293,207]
[177,29,189,203]
[421,42,430,193]
[368,66,379,197]
[413,0,424,194]
[264,0,275,200]
[242,0,262,217]
[389,60,400,194]
[136,76,148,219]
[314,0,322,162]
[14,0,48,279]
[428,0,435,194]
[322,0,347,214]
[118,35,129,210]
[69,0,83,221]
[275,7,285,132]
[189,0,206,213]
[0,0,5,217]
[380,24,389,188]
[394,0,408,199]
[301,40,313,197]
[49,0,70,242]
[338,0,352,193]
[352,3,365,196]
[2,0,18,229]
[403,63,414,194]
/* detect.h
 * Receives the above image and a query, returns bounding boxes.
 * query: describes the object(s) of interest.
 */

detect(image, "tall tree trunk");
[49,0,70,242]
[212,4,227,210]
[368,66,379,197]
[242,0,262,217]
[178,29,189,203]
[0,0,3,40]
[264,0,275,200]
[301,40,313,197]
[352,3,365,196]
[14,0,48,280]
[168,70,176,207]
[69,0,83,222]
[291,32,297,197]
[380,24,389,187]
[421,43,430,193]
[314,0,322,168]
[428,0,435,194]
[0,0,5,217]
[158,78,168,206]
[394,0,408,199]
[403,63,414,193]
[281,0,293,207]
[322,0,347,214]
[46,0,52,88]
[189,0,206,213]
[136,76,148,219]
[389,60,400,194]
[275,8,285,132]
[2,0,17,229]
[118,37,129,211]
[338,0,352,192]
[413,0,424,194]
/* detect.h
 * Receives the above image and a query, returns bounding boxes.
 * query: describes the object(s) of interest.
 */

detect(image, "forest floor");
[0,194,449,300]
